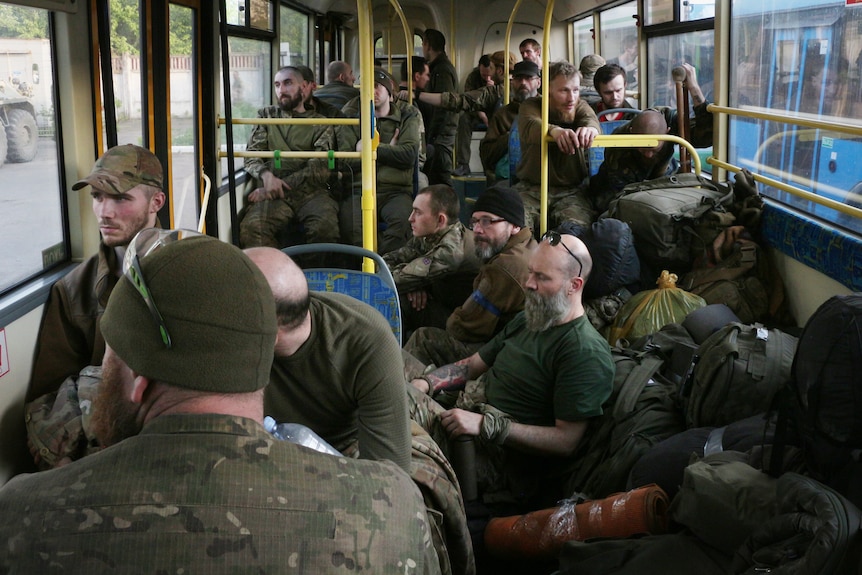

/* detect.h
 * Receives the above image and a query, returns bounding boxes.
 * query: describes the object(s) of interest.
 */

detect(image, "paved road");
[0,139,64,292]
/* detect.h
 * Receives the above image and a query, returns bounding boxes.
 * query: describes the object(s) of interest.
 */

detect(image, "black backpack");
[774,294,862,492]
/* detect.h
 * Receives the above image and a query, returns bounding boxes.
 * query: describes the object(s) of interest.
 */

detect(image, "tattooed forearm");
[425,363,470,393]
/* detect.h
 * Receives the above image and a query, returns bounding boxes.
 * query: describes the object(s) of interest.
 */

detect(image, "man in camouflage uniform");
[25,144,165,468]
[404,185,536,373]
[0,235,441,574]
[590,63,639,122]
[340,68,420,254]
[589,63,713,214]
[383,184,481,333]
[408,233,614,513]
[514,60,600,230]
[239,65,341,250]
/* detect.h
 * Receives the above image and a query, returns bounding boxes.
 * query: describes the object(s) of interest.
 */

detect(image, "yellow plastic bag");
[607,271,706,346]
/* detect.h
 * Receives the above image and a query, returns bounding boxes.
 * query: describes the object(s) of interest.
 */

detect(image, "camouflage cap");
[72,144,163,194]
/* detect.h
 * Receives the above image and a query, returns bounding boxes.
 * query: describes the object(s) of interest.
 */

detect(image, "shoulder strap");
[614,355,665,417]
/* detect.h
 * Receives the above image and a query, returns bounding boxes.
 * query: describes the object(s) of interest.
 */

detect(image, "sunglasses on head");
[541,230,583,277]
[122,228,203,349]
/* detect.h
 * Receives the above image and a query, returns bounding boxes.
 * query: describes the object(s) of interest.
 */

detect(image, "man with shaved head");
[408,231,614,511]
[589,63,714,214]
[244,247,412,472]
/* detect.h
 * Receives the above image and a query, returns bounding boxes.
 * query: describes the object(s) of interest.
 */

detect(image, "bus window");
[647,30,714,108]
[0,3,64,294]
[220,37,271,179]
[572,16,593,65]
[104,0,145,151]
[600,2,639,101]
[729,0,862,234]
[280,6,309,68]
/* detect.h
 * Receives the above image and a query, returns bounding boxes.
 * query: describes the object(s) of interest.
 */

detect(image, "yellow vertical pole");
[504,0,526,105]
[540,0,555,236]
[357,0,377,269]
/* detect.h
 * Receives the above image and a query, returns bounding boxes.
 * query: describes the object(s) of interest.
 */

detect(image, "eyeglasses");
[122,228,203,349]
[541,230,583,277]
[469,217,507,230]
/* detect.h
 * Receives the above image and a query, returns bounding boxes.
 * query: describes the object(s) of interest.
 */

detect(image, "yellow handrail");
[709,157,862,220]
[503,0,526,105]
[358,0,376,265]
[589,133,702,175]
[218,117,359,126]
[540,0,554,236]
[707,104,862,137]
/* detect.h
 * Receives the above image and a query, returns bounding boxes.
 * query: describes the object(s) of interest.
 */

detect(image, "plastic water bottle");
[263,416,342,456]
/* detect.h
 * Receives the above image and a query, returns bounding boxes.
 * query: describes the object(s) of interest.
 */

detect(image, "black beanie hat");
[472,185,526,228]
[101,235,277,393]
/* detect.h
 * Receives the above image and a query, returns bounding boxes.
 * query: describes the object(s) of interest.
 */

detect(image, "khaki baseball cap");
[72,144,163,194]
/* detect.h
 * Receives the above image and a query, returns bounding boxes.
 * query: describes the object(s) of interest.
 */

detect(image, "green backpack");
[568,325,691,499]
[684,322,798,429]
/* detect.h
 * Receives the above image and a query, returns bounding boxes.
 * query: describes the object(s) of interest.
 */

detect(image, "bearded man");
[239,65,340,250]
[406,230,614,512]
[403,185,536,370]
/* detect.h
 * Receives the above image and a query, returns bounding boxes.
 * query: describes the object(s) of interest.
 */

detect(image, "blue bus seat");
[589,108,642,176]
[508,117,521,184]
[282,243,402,345]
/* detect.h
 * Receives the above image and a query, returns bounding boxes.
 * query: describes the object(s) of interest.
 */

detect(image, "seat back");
[282,243,402,345]
[589,109,642,176]
[508,117,521,184]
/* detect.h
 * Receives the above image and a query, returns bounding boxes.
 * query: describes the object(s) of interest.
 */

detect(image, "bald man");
[244,247,412,472]
[407,232,614,511]
[589,62,714,214]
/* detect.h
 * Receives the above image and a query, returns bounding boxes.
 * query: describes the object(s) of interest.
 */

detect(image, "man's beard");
[474,236,505,261]
[278,91,303,112]
[524,284,570,332]
[512,86,532,103]
[90,360,143,448]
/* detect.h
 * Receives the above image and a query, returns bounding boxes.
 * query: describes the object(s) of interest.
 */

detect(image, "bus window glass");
[681,0,715,22]
[107,0,144,150]
[169,3,199,230]
[0,3,64,294]
[647,30,714,107]
[645,0,674,25]
[249,0,272,31]
[221,37,270,179]
[729,0,862,234]
[572,16,593,63]
[600,2,638,97]
[280,6,309,67]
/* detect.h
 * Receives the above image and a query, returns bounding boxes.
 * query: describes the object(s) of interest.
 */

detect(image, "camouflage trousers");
[338,188,413,255]
[514,181,597,233]
[342,420,476,575]
[409,381,579,511]
[403,327,484,377]
[238,192,339,249]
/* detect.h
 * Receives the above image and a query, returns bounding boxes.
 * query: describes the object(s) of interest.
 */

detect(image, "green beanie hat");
[101,235,277,392]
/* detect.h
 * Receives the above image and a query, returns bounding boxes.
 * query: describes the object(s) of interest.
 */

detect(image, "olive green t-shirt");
[480,312,614,425]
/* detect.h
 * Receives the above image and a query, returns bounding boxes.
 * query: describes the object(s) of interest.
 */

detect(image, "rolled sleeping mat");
[483,483,670,560]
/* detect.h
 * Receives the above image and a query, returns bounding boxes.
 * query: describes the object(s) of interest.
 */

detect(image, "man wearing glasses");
[409,230,614,512]
[25,144,165,468]
[0,235,440,573]
[404,185,536,372]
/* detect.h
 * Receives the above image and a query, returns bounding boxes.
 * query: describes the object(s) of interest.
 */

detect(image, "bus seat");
[589,109,642,176]
[508,117,520,184]
[282,243,402,345]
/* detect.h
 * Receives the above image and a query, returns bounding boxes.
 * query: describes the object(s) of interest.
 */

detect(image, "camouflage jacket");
[516,96,600,187]
[446,227,537,343]
[243,105,338,205]
[0,414,441,575]
[438,84,503,115]
[383,222,480,294]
